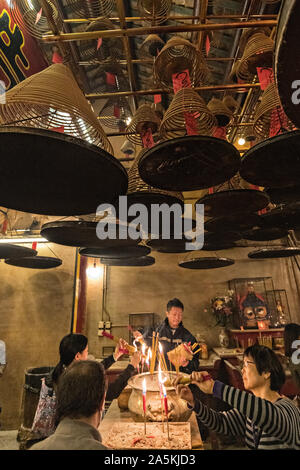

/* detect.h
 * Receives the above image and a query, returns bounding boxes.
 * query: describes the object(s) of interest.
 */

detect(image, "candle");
[158,363,165,432]
[142,378,147,435]
[162,383,170,440]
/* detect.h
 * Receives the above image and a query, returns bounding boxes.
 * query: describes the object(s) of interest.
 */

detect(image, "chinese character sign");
[0,0,47,93]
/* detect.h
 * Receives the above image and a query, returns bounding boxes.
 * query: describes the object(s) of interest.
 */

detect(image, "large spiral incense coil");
[137,0,172,24]
[229,59,254,85]
[98,97,132,130]
[10,0,62,40]
[154,37,210,90]
[138,34,165,59]
[0,64,113,154]
[196,173,270,218]
[126,149,184,234]
[253,82,294,139]
[222,95,240,114]
[63,0,115,18]
[79,18,124,63]
[159,88,216,139]
[126,104,161,146]
[207,97,233,127]
[237,32,274,80]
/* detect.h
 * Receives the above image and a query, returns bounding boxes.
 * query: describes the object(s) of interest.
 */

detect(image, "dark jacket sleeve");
[101,355,115,371]
[105,365,136,401]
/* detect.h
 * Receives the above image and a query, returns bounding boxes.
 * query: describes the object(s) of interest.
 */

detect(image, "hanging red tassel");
[52,51,63,64]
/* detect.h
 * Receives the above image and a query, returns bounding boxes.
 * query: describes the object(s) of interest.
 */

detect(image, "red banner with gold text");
[0,0,47,92]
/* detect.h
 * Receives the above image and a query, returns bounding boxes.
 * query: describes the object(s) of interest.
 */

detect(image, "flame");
[142,378,147,395]
[142,343,146,355]
[133,340,138,351]
[162,382,167,397]
[159,342,163,353]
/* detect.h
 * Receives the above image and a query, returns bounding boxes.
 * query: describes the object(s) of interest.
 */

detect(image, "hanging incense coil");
[242,227,288,241]
[253,82,294,139]
[239,27,273,55]
[154,37,210,90]
[98,97,132,130]
[237,32,274,80]
[79,18,125,63]
[79,245,151,259]
[63,0,115,18]
[222,95,240,115]
[230,59,254,85]
[207,97,233,127]
[100,256,155,267]
[0,244,37,260]
[275,0,300,130]
[123,148,184,228]
[92,61,130,93]
[138,135,241,192]
[179,254,235,270]
[138,34,165,58]
[240,131,300,189]
[137,0,172,24]
[10,0,62,40]
[248,247,300,259]
[5,256,62,269]
[196,174,270,218]
[0,64,113,154]
[159,88,216,139]
[126,104,161,146]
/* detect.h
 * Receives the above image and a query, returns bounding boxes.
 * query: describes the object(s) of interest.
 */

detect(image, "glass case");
[266,289,291,327]
[228,277,277,329]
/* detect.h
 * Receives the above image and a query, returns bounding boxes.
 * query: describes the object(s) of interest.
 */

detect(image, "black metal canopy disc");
[0,127,128,216]
[41,220,140,248]
[204,231,242,244]
[178,257,235,269]
[275,0,300,128]
[242,227,288,241]
[258,203,300,230]
[79,245,150,259]
[0,244,37,259]
[197,189,269,218]
[201,242,236,251]
[138,136,241,191]
[204,213,262,233]
[146,217,197,239]
[266,185,300,205]
[240,131,300,189]
[117,192,184,222]
[100,256,155,266]
[5,256,62,269]
[248,247,300,259]
[146,238,193,253]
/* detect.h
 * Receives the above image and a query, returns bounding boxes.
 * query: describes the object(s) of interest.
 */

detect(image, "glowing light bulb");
[238,137,246,146]
[86,262,103,280]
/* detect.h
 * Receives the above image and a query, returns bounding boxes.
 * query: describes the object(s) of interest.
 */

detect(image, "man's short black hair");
[56,360,107,423]
[244,344,286,392]
[167,298,184,312]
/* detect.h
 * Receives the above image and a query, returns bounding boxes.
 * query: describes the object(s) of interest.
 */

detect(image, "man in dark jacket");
[141,298,199,374]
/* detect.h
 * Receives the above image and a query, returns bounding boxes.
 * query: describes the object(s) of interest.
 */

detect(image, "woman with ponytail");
[28,332,130,448]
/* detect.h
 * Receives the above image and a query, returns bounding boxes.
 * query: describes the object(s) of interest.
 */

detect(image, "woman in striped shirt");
[175,344,300,450]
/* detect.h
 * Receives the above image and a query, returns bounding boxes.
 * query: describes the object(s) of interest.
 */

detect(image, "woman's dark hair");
[284,323,300,357]
[244,344,286,392]
[55,360,107,423]
[167,298,184,311]
[52,333,88,385]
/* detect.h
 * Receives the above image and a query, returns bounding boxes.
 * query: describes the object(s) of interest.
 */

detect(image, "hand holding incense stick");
[101,330,136,354]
